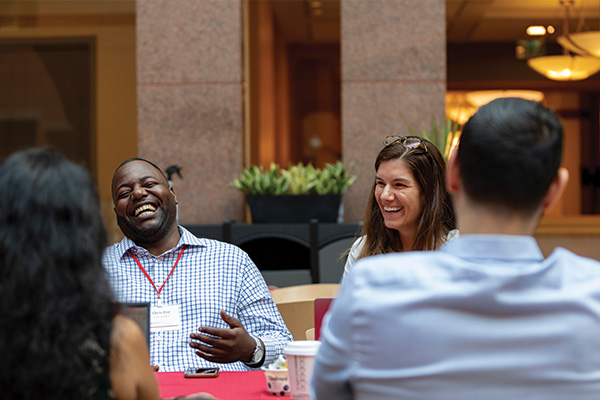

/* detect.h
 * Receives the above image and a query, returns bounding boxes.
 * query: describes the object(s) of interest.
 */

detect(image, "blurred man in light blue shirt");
[311,98,600,400]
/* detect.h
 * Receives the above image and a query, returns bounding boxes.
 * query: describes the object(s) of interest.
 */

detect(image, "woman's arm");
[110,314,160,400]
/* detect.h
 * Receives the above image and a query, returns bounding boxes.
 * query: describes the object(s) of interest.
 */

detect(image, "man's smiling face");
[112,160,178,246]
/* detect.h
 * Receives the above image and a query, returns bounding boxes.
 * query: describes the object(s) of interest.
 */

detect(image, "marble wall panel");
[342,81,446,220]
[137,0,242,84]
[341,0,446,221]
[137,84,244,224]
[136,0,244,224]
[342,0,445,81]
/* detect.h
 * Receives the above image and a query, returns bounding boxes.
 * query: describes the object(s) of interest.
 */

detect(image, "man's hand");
[189,310,256,364]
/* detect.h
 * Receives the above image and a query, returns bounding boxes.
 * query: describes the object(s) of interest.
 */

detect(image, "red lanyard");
[129,245,187,305]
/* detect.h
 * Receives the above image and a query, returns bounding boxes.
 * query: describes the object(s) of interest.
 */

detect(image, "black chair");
[183,220,362,286]
[184,224,224,241]
[222,220,313,287]
[309,220,362,283]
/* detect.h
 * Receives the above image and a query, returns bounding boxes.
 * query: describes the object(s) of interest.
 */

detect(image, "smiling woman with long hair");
[344,136,457,274]
[0,148,159,400]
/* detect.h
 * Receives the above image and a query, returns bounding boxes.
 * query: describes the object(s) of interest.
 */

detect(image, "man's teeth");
[384,207,403,212]
[135,204,156,217]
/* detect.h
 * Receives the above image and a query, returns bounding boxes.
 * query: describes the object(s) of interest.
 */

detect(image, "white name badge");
[150,304,182,332]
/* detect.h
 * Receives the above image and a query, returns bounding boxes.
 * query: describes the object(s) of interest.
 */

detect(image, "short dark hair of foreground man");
[103,158,292,372]
[311,98,600,399]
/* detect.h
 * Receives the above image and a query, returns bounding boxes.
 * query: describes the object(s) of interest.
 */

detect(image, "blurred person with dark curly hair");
[0,148,159,400]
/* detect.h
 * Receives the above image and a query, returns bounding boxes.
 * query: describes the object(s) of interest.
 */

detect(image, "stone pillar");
[341,0,446,221]
[136,0,244,224]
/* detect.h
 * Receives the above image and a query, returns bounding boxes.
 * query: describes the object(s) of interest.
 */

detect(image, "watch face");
[252,337,265,363]
[253,347,264,363]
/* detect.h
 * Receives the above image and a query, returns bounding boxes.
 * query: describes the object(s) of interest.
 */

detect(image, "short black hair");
[457,97,563,213]
[115,157,167,178]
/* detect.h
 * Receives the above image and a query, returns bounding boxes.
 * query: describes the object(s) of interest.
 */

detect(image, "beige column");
[136,0,244,224]
[341,0,447,221]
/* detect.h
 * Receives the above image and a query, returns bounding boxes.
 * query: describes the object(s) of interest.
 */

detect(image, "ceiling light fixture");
[528,54,600,80]
[446,90,544,127]
[558,31,600,57]
[465,90,545,108]
[557,0,600,57]
[527,26,547,36]
[527,0,600,81]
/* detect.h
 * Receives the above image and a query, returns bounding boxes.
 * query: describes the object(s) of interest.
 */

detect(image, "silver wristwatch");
[245,336,265,367]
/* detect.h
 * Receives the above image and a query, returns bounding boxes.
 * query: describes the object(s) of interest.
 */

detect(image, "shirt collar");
[114,226,206,259]
[440,234,544,262]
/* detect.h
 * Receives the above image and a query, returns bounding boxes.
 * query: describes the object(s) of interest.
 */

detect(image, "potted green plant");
[231,161,357,223]
[405,118,462,162]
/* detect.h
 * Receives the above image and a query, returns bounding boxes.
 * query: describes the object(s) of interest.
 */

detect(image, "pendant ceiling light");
[446,90,545,127]
[557,0,600,57]
[558,31,600,57]
[527,0,600,81]
[528,54,600,80]
[464,90,545,108]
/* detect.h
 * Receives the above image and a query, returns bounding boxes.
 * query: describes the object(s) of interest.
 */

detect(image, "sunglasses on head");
[382,136,428,153]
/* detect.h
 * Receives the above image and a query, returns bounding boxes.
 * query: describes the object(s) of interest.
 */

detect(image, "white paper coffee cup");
[284,340,321,400]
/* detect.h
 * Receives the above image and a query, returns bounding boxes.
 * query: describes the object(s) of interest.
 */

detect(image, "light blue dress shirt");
[103,226,292,372]
[312,235,600,399]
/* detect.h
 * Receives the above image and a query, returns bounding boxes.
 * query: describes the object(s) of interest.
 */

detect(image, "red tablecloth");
[157,371,289,400]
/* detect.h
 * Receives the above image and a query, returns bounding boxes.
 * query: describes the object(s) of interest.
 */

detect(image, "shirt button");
[156,334,162,341]
[157,257,163,262]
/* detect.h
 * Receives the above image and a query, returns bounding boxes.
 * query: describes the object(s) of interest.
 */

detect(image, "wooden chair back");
[270,283,339,303]
[271,284,340,340]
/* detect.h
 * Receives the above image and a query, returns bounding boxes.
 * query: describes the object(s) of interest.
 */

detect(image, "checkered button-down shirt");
[103,226,292,372]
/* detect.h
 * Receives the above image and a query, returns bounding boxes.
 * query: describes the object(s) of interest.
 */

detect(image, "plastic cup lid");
[284,340,321,356]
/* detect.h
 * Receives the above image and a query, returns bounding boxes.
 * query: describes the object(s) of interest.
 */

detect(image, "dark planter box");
[246,194,341,223]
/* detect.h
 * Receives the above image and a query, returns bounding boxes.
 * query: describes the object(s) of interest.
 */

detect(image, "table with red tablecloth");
[157,371,289,400]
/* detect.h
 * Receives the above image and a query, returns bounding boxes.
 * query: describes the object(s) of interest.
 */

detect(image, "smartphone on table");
[184,367,220,378]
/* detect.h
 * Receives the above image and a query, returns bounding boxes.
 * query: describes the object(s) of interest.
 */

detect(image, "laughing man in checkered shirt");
[103,158,293,372]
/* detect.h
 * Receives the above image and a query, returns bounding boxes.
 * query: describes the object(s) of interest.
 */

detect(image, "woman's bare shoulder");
[112,314,144,344]
[110,314,148,372]
[110,314,159,400]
